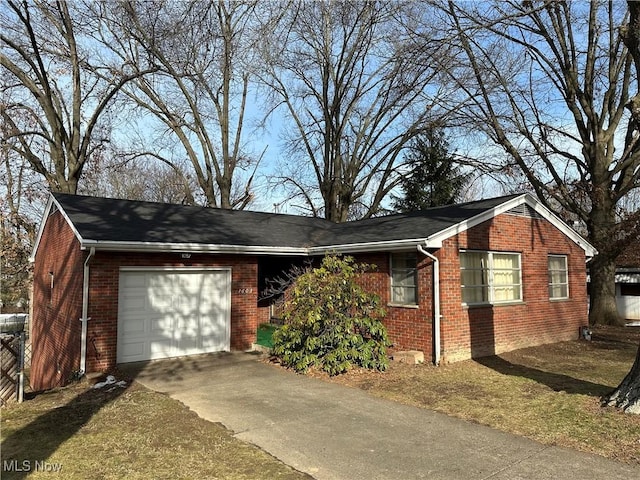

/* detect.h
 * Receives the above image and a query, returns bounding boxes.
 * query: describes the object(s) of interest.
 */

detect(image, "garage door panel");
[121,273,147,288]
[177,333,199,353]
[149,338,174,360]
[149,292,173,310]
[117,269,231,363]
[120,291,147,312]
[149,315,173,334]
[174,295,198,314]
[120,316,146,335]
[201,334,225,351]
[179,313,199,332]
[118,342,145,362]
[201,312,225,333]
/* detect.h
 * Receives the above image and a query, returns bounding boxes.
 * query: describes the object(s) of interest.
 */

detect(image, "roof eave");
[79,240,310,256]
[523,195,598,258]
[424,193,598,258]
[29,194,86,262]
[80,237,438,256]
[424,194,530,248]
[35,192,598,261]
[28,196,54,263]
[308,238,432,255]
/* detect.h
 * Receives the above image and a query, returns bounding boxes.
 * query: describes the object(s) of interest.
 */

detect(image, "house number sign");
[237,288,253,294]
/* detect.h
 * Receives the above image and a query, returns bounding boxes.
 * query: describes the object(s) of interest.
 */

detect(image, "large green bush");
[272,254,389,375]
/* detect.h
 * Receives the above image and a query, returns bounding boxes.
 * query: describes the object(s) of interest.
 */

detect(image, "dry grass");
[1,381,311,480]
[4,326,639,478]
[320,325,640,465]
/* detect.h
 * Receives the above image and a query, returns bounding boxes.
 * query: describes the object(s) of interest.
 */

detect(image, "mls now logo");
[3,459,63,473]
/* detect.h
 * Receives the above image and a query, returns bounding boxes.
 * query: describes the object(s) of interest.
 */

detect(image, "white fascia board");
[423,194,529,248]
[29,194,86,262]
[79,240,310,256]
[28,196,53,263]
[522,195,598,258]
[424,193,598,258]
[308,238,428,255]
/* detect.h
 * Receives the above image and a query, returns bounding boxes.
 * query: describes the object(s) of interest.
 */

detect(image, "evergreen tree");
[392,128,467,212]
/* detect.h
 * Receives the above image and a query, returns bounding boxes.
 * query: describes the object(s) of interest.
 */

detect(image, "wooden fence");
[1,333,26,405]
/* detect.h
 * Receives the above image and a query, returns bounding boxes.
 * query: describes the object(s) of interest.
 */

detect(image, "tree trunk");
[586,190,623,326]
[588,254,622,326]
[600,0,640,416]
[602,342,640,414]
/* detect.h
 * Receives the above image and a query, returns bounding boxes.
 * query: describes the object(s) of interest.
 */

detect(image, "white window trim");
[548,254,569,300]
[390,252,419,306]
[460,250,523,305]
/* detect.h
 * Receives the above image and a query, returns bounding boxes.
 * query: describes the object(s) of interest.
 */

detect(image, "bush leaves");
[272,254,390,375]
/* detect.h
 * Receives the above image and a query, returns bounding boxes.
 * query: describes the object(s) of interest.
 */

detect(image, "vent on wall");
[507,204,544,219]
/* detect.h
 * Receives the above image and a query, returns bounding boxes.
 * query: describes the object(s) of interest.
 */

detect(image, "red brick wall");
[31,211,261,388]
[438,213,588,362]
[85,252,260,373]
[257,305,272,325]
[355,213,588,364]
[268,253,435,357]
[30,211,84,391]
[356,253,434,358]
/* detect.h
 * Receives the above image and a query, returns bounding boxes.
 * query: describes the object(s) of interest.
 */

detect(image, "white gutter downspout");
[80,247,95,375]
[417,245,441,366]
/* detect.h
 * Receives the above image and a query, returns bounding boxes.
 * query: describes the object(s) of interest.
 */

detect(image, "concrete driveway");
[121,352,639,480]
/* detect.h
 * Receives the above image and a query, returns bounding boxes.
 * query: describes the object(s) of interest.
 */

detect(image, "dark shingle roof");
[52,193,521,250]
[325,196,520,246]
[53,193,335,248]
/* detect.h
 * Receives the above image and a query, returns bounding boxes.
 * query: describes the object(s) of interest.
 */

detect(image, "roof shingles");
[52,193,521,250]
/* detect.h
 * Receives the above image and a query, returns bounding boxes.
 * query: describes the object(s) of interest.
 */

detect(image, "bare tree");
[98,0,261,209]
[0,129,43,312]
[259,1,452,222]
[79,151,199,205]
[442,0,640,326]
[601,0,640,415]
[0,0,154,194]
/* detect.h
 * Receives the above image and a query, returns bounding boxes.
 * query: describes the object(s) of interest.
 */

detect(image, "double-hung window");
[460,250,522,305]
[548,255,569,299]
[391,253,418,305]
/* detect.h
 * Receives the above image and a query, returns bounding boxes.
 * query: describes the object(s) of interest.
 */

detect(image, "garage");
[117,268,231,363]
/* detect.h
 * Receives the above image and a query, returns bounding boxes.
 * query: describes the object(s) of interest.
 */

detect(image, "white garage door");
[117,268,231,363]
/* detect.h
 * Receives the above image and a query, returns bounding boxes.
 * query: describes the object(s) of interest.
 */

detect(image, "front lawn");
[1,380,311,480]
[322,325,640,465]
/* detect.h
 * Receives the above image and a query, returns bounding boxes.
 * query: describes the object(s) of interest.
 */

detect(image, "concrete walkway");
[121,352,640,480]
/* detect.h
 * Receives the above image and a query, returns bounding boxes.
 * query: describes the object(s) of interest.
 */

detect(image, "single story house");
[29,192,596,391]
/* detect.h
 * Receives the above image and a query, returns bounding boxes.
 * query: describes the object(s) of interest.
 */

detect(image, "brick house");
[29,192,596,390]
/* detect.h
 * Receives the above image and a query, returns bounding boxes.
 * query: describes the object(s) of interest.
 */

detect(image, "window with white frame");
[460,251,522,304]
[548,255,569,299]
[391,252,418,305]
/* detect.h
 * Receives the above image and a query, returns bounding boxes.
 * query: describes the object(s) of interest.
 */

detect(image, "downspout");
[417,245,441,365]
[80,247,95,375]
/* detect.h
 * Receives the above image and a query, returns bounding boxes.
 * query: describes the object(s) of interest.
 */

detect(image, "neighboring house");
[615,239,640,321]
[29,192,596,391]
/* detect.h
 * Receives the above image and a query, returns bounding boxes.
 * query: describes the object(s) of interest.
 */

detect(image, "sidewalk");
[122,353,640,480]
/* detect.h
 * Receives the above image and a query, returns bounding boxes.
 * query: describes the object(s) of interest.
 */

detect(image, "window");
[460,251,522,304]
[548,255,569,299]
[391,253,418,305]
[621,284,640,296]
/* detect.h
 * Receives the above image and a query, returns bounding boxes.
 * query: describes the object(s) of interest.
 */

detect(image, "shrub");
[272,254,389,375]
